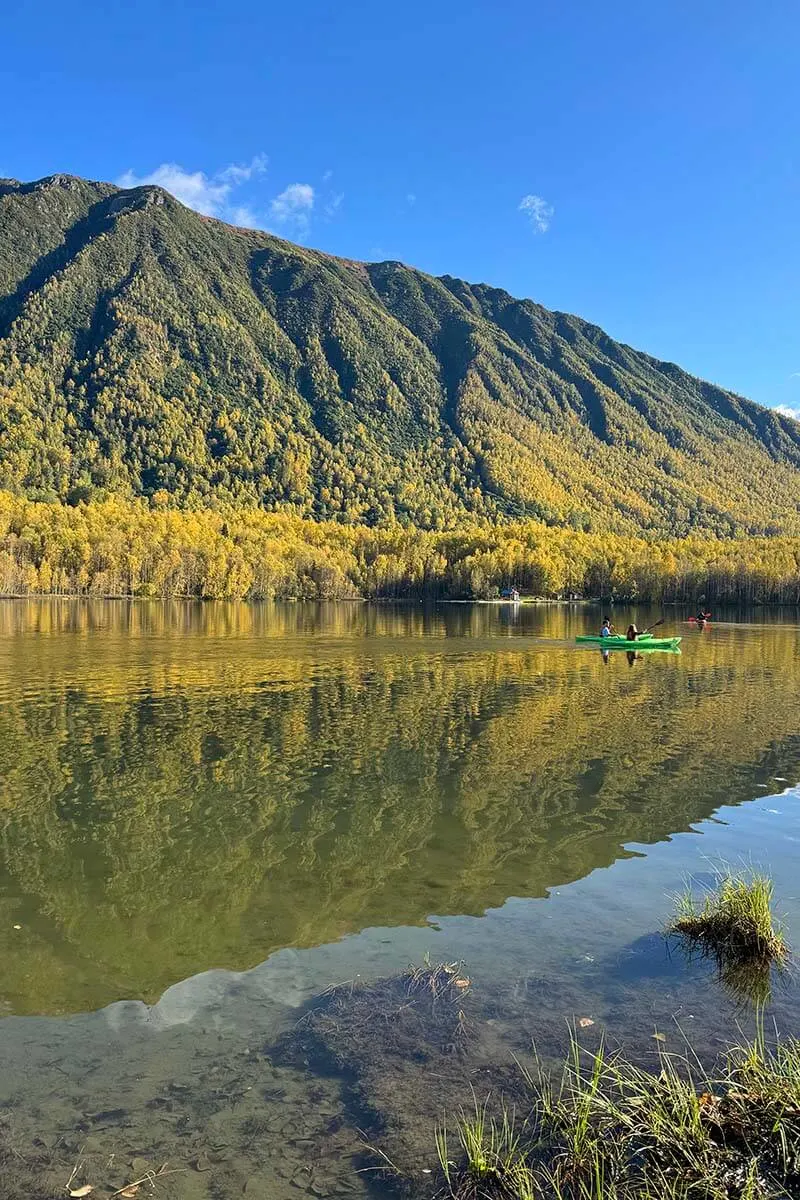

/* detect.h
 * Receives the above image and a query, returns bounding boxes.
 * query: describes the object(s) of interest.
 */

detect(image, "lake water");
[0,599,799,1198]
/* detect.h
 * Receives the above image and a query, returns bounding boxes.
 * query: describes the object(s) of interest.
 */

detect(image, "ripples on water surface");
[0,599,799,1197]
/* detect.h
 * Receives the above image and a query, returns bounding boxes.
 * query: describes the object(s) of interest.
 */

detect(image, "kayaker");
[600,618,613,637]
[626,623,639,641]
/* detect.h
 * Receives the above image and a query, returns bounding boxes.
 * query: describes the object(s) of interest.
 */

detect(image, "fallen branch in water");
[108,1162,181,1197]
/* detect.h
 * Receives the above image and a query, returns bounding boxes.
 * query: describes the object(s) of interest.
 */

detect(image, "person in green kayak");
[600,618,614,637]
[626,623,639,640]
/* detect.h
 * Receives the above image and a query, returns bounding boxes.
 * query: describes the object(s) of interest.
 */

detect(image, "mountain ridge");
[1,172,799,536]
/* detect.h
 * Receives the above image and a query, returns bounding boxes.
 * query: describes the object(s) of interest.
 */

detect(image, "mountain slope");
[1,172,799,535]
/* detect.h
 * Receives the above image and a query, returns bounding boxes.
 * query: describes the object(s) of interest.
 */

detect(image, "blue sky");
[3,0,799,415]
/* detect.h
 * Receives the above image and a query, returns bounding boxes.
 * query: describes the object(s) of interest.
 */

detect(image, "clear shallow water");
[0,599,799,1197]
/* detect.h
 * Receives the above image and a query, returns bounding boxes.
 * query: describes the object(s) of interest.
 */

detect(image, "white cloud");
[775,405,800,421]
[271,182,314,218]
[518,193,554,234]
[117,155,267,224]
[324,191,344,218]
[229,205,259,229]
[218,155,267,186]
[117,158,330,240]
[270,183,315,235]
[790,372,800,380]
[118,163,229,216]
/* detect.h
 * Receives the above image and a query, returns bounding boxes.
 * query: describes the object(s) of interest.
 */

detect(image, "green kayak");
[576,634,681,650]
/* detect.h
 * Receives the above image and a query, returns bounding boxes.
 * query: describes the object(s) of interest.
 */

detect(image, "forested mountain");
[1,172,800,536]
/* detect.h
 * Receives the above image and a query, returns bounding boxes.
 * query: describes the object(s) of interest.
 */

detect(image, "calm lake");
[1,599,799,1198]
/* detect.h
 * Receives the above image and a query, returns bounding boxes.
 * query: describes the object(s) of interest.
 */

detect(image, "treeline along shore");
[1,491,799,604]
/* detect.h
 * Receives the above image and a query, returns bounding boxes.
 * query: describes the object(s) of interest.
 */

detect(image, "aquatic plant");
[276,956,482,1186]
[435,1095,533,1199]
[668,870,788,1001]
[405,957,472,1005]
[541,1028,800,1198]
[432,1027,800,1198]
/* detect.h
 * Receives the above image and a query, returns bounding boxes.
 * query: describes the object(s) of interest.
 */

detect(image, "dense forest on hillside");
[2,491,800,603]
[2,173,800,540]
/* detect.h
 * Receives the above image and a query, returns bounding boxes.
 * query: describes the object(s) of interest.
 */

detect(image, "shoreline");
[0,592,798,609]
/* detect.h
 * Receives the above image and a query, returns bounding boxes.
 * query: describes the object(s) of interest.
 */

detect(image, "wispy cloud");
[117,155,267,224]
[775,404,800,421]
[790,372,800,380]
[218,156,267,186]
[518,193,554,234]
[407,192,417,206]
[324,191,344,218]
[228,205,259,229]
[118,158,336,240]
[118,163,230,216]
[270,182,315,236]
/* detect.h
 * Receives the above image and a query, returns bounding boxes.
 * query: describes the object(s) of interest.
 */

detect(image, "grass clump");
[539,1029,800,1198]
[435,1096,534,1199]
[431,1028,800,1198]
[668,870,788,1003]
[406,957,472,1005]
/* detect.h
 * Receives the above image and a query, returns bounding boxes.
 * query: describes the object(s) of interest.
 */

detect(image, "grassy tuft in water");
[547,1028,800,1197]
[431,1027,800,1198]
[435,1095,534,1199]
[405,956,472,1005]
[668,870,788,997]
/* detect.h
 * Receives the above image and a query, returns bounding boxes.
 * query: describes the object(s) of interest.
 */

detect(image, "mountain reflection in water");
[0,598,799,1016]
